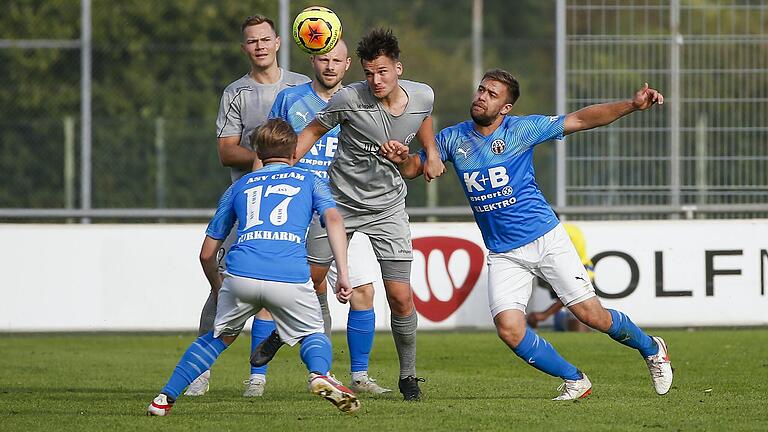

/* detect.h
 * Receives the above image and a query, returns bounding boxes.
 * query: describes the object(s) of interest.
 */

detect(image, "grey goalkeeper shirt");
[314,80,434,211]
[216,69,310,182]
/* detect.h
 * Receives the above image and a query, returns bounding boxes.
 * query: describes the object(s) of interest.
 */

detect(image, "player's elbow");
[217,138,240,167]
[217,148,235,168]
[199,240,219,267]
[323,208,343,228]
[563,116,584,135]
[199,248,216,266]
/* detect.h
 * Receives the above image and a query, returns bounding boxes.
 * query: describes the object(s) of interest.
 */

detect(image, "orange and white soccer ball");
[292,6,342,55]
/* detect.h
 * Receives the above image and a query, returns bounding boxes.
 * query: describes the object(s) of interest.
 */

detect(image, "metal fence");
[557,0,768,219]
[1,0,767,221]
[0,0,496,222]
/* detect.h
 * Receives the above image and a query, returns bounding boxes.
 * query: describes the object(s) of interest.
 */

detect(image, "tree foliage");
[0,0,556,210]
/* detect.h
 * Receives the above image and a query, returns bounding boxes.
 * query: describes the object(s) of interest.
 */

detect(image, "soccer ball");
[292,6,342,55]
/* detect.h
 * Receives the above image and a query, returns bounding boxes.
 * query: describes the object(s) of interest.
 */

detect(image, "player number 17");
[243,184,301,229]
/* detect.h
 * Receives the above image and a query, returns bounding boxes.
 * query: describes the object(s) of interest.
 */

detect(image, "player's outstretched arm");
[380,140,424,179]
[416,116,446,182]
[218,136,258,171]
[295,119,330,161]
[199,236,224,295]
[563,83,664,136]
[323,208,353,303]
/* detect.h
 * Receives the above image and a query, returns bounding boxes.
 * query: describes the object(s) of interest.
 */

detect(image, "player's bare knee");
[569,297,610,331]
[493,310,527,347]
[350,283,375,310]
[574,307,611,332]
[386,291,414,316]
[495,321,526,348]
[591,309,613,332]
[382,262,414,315]
[310,264,330,291]
[313,278,328,295]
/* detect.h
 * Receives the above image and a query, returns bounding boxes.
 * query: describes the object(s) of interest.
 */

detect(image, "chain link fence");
[2,0,766,221]
[562,0,768,219]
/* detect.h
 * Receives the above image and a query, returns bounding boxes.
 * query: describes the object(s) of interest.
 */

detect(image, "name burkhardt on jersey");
[237,230,303,244]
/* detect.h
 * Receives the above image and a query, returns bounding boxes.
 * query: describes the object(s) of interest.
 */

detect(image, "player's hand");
[335,276,353,304]
[379,140,410,164]
[632,83,664,111]
[423,153,445,182]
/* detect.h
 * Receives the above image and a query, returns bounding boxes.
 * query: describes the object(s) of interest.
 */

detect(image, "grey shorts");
[306,203,413,265]
[213,273,324,346]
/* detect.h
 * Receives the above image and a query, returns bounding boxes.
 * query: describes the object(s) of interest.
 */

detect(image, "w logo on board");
[411,236,485,322]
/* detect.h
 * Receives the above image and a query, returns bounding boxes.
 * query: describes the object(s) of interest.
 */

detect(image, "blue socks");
[606,309,659,357]
[250,319,276,374]
[347,308,375,373]
[513,327,582,381]
[161,331,227,399]
[300,332,333,374]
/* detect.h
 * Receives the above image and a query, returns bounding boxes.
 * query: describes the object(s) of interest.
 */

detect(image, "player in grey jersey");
[216,17,310,182]
[293,28,445,401]
[187,14,309,398]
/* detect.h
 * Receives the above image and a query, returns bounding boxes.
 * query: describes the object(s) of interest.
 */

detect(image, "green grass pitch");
[1,329,766,431]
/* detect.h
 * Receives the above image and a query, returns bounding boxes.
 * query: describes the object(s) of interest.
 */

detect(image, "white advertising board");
[1,220,766,331]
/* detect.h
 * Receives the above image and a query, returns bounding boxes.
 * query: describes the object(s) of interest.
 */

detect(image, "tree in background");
[0,0,557,212]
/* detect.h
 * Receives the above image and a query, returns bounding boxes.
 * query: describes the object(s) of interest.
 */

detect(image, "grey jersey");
[314,80,434,211]
[216,69,310,182]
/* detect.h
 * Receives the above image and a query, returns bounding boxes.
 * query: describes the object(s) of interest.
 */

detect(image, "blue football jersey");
[422,115,565,253]
[206,163,336,283]
[269,82,340,180]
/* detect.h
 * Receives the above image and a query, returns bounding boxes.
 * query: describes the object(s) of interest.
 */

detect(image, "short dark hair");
[482,69,520,105]
[356,28,400,62]
[250,118,297,160]
[241,15,276,35]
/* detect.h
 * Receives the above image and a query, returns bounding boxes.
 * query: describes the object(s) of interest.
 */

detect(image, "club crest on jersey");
[404,133,416,146]
[491,139,505,155]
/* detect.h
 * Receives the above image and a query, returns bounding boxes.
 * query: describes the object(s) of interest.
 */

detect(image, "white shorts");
[487,224,596,317]
[213,273,324,346]
[325,232,379,291]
